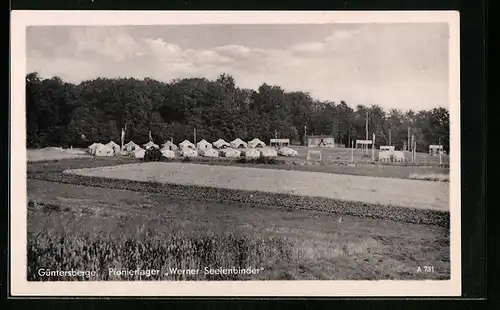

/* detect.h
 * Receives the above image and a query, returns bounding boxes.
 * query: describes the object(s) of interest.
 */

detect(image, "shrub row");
[29,170,449,227]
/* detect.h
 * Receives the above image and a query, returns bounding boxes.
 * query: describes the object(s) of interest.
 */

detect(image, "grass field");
[27,149,449,180]
[27,148,91,162]
[27,179,450,280]
[289,146,450,166]
[25,150,451,281]
[65,162,449,211]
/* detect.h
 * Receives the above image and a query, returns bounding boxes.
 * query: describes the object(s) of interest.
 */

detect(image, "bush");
[235,157,280,165]
[144,147,162,162]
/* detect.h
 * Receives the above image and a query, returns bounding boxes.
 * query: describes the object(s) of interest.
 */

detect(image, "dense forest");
[26,72,450,152]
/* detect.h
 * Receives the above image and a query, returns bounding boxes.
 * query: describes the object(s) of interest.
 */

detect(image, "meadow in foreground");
[27,179,450,281]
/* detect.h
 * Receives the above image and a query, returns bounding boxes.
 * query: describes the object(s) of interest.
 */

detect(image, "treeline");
[26,72,449,152]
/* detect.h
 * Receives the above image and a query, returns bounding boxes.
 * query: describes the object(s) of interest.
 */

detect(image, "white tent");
[143,141,159,150]
[278,147,298,157]
[179,140,196,150]
[181,148,198,157]
[213,139,231,149]
[132,147,146,159]
[161,141,178,151]
[201,148,219,158]
[88,143,103,155]
[161,149,176,159]
[260,148,278,158]
[230,138,248,149]
[241,148,260,158]
[197,139,213,150]
[95,145,115,157]
[124,141,140,152]
[248,138,266,148]
[220,148,241,158]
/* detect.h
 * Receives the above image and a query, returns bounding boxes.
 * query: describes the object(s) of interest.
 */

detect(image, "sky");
[26,23,449,111]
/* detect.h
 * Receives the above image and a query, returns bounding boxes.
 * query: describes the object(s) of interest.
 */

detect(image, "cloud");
[27,24,449,111]
[291,42,325,54]
[143,38,183,61]
[71,27,140,62]
[214,45,254,59]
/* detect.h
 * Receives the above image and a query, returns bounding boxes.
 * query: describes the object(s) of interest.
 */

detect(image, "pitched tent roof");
[143,141,159,149]
[124,141,139,147]
[124,141,140,151]
[88,143,104,154]
[230,138,248,149]
[106,141,121,152]
[213,139,231,149]
[197,139,213,150]
[179,140,196,149]
[161,141,178,151]
[248,138,266,148]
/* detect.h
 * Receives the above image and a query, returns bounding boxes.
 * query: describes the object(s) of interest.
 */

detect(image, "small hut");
[248,138,266,148]
[307,135,335,147]
[179,140,196,150]
[106,141,121,154]
[161,141,178,151]
[241,148,260,158]
[429,145,444,156]
[161,149,176,159]
[95,145,114,157]
[87,143,103,155]
[181,148,198,157]
[278,147,298,157]
[213,139,231,149]
[132,147,146,159]
[260,148,278,158]
[197,139,213,151]
[124,141,140,152]
[143,141,159,150]
[201,148,219,158]
[230,138,248,149]
[220,148,241,158]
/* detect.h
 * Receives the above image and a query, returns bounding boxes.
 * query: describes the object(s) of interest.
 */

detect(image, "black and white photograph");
[11,11,461,296]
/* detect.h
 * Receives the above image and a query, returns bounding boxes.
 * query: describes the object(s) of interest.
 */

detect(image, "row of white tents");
[87,138,298,159]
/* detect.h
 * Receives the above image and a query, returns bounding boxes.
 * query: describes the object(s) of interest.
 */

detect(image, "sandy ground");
[65,162,449,211]
[28,149,91,162]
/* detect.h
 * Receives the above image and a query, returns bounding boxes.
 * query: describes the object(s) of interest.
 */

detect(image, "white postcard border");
[10,10,461,297]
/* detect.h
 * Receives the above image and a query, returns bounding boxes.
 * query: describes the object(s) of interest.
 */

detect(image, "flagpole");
[121,128,125,152]
[304,125,307,146]
[372,133,375,162]
[365,111,369,155]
